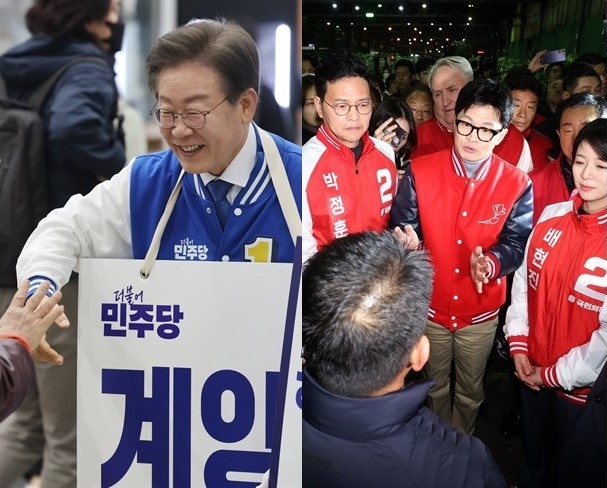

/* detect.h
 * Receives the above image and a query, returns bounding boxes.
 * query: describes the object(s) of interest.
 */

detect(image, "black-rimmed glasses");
[322,99,373,116]
[455,119,503,142]
[151,96,229,129]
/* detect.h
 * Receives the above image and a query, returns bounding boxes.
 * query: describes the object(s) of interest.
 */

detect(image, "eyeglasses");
[410,107,433,117]
[322,99,373,116]
[455,119,503,142]
[151,96,229,129]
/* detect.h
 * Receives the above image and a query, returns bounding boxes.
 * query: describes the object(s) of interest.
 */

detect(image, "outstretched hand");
[0,281,69,365]
[470,246,490,293]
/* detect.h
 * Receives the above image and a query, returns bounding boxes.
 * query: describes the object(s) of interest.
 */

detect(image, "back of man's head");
[302,231,434,398]
[314,51,370,100]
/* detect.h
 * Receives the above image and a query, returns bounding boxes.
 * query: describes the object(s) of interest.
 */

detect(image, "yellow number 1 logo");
[244,237,274,263]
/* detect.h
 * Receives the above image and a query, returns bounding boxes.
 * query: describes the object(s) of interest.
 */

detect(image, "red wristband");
[0,334,31,354]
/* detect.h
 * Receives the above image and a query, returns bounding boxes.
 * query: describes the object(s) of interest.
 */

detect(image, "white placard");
[77,258,299,488]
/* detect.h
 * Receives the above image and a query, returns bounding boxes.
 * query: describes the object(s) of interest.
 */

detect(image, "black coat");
[303,370,506,488]
[557,359,607,488]
[0,34,125,209]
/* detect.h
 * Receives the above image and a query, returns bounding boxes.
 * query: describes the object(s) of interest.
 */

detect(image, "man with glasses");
[412,56,533,173]
[302,50,397,261]
[15,19,301,312]
[390,78,533,435]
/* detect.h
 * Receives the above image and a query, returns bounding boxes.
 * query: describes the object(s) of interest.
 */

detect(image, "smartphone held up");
[540,49,566,64]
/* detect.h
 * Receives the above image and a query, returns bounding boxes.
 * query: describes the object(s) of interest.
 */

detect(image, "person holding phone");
[369,96,417,180]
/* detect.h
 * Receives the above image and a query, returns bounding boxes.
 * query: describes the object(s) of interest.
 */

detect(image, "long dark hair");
[26,0,111,40]
[369,96,417,165]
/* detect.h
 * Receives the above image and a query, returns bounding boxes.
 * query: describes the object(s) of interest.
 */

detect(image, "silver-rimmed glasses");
[151,96,229,129]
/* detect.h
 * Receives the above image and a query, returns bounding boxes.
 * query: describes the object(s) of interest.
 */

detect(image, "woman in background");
[302,73,321,144]
[369,96,417,180]
[403,84,434,126]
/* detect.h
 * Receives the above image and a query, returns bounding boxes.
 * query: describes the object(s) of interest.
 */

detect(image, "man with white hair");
[412,56,532,173]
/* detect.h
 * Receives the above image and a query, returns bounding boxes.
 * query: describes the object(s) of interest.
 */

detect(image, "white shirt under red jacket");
[505,193,607,405]
[390,149,533,330]
[303,124,397,261]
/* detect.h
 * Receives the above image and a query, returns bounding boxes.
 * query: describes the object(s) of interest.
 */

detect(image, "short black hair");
[504,70,543,99]
[314,51,371,100]
[303,231,434,398]
[572,118,607,163]
[455,78,514,127]
[555,92,607,127]
[302,52,317,68]
[302,73,315,107]
[395,58,416,75]
[563,62,601,93]
[573,52,606,67]
[415,56,435,74]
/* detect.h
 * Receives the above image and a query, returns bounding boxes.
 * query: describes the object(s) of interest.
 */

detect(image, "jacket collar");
[303,369,434,441]
[571,192,607,231]
[317,124,375,159]
[451,149,492,181]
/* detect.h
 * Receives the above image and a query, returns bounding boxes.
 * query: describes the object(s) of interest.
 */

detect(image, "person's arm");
[47,61,126,179]
[17,164,134,294]
[483,180,533,279]
[0,281,66,422]
[542,303,607,391]
[503,236,536,387]
[527,50,548,74]
[388,165,422,239]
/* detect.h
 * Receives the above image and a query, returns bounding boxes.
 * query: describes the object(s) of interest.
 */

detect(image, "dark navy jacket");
[303,370,506,488]
[557,358,607,488]
[0,35,125,209]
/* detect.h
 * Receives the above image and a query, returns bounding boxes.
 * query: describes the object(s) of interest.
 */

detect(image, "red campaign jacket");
[529,154,572,225]
[505,195,607,405]
[412,118,532,172]
[523,127,553,172]
[390,149,533,330]
[303,124,397,260]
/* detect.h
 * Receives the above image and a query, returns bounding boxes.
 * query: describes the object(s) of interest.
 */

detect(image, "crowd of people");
[302,48,606,488]
[0,1,301,487]
[0,2,605,486]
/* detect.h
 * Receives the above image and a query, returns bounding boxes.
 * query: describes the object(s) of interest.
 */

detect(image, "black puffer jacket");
[303,370,506,488]
[0,34,125,209]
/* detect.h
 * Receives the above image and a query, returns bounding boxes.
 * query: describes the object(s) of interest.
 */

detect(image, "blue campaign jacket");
[303,370,506,488]
[129,128,301,263]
